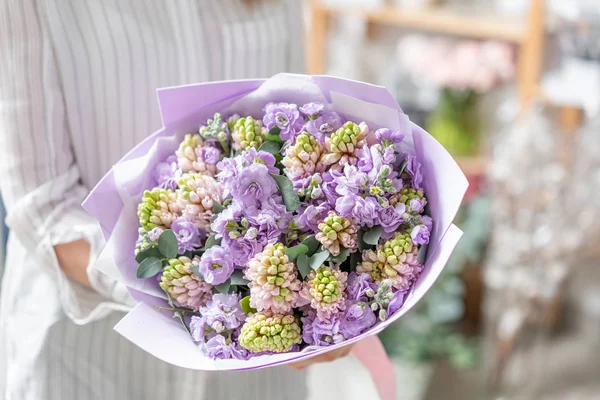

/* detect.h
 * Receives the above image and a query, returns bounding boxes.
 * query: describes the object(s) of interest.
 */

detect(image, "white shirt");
[0,1,306,399]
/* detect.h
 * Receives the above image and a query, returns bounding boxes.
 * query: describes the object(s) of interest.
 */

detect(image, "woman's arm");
[0,0,129,322]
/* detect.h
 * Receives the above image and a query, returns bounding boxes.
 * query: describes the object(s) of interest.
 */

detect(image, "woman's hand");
[287,343,354,370]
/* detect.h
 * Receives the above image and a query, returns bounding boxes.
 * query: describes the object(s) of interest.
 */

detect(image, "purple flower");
[223,235,265,266]
[336,194,380,227]
[334,165,368,196]
[346,272,378,302]
[210,202,244,238]
[296,203,332,232]
[404,155,424,190]
[421,215,433,232]
[204,335,250,360]
[231,163,278,207]
[409,198,425,214]
[299,102,325,118]
[199,293,246,332]
[263,102,303,141]
[200,146,221,164]
[387,291,407,316]
[152,155,182,190]
[338,302,377,339]
[147,227,163,242]
[357,145,397,184]
[241,148,279,174]
[301,311,344,346]
[198,245,235,285]
[411,224,430,245]
[170,216,202,253]
[190,315,207,343]
[378,205,405,239]
[305,111,343,143]
[375,128,405,144]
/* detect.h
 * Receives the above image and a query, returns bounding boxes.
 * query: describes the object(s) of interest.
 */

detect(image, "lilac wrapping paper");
[83,74,468,371]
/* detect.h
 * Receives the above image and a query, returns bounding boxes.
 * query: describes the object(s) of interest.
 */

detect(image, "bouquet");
[84,74,467,399]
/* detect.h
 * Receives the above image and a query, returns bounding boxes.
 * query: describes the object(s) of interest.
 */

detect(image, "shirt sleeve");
[0,0,133,324]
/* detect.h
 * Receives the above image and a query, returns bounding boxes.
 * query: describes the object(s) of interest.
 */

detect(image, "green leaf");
[223,198,232,207]
[309,250,330,270]
[136,257,163,279]
[358,229,369,251]
[189,265,204,279]
[259,140,283,155]
[240,295,257,314]
[202,235,221,251]
[135,247,162,264]
[363,226,383,246]
[417,244,429,264]
[329,247,350,264]
[349,251,361,271]
[213,201,225,214]
[267,126,284,143]
[214,280,231,294]
[398,159,408,176]
[230,270,250,286]
[297,254,311,279]
[286,244,309,261]
[301,235,320,256]
[270,173,301,211]
[158,229,178,258]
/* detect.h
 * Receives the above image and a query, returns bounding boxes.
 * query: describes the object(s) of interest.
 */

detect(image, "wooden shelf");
[319,4,527,43]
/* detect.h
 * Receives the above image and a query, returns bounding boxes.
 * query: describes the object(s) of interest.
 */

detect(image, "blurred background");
[302,0,600,399]
[1,0,598,399]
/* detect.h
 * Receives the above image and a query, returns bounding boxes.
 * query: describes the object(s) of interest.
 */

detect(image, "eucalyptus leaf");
[190,265,204,279]
[398,159,408,176]
[202,235,221,251]
[240,296,257,314]
[329,247,350,264]
[135,247,162,264]
[213,201,225,214]
[349,251,361,271]
[136,257,163,279]
[230,270,250,286]
[358,230,368,251]
[417,244,429,264]
[301,235,320,256]
[309,250,330,270]
[285,244,309,261]
[214,280,231,294]
[259,140,283,155]
[297,254,311,279]
[270,173,301,211]
[363,226,383,246]
[158,229,178,258]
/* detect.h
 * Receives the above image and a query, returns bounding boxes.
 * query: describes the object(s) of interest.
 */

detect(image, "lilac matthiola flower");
[404,155,424,190]
[241,148,279,174]
[147,227,163,242]
[411,224,430,245]
[346,272,378,302]
[263,102,303,141]
[200,146,221,164]
[387,291,407,316]
[377,205,405,239]
[223,234,265,266]
[296,203,332,232]
[210,202,244,238]
[189,315,207,343]
[421,215,433,232]
[357,145,397,184]
[199,293,246,332]
[152,155,182,190]
[301,311,344,346]
[336,194,380,227]
[198,245,235,285]
[409,198,425,214]
[299,102,325,118]
[375,128,405,144]
[170,216,202,253]
[230,163,278,207]
[305,111,342,144]
[334,165,369,196]
[338,302,377,339]
[204,335,250,360]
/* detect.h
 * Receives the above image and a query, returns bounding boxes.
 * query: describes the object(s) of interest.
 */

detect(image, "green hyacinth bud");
[238,311,302,353]
[231,116,267,152]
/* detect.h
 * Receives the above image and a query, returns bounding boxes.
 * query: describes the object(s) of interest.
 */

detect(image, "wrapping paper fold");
[83,74,468,399]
